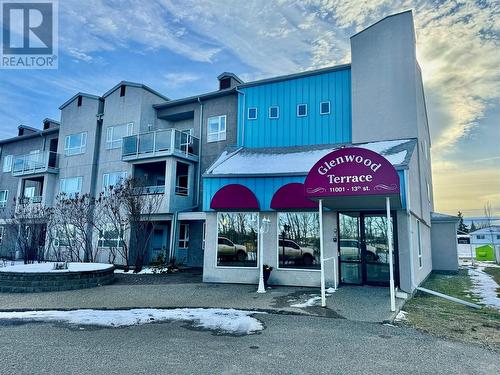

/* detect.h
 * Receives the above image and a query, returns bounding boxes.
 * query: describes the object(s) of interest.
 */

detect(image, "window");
[120,85,126,97]
[497,235,500,240]
[77,95,82,107]
[297,104,307,117]
[55,224,76,247]
[320,101,330,115]
[106,123,133,149]
[179,224,189,249]
[103,171,127,192]
[0,190,7,207]
[207,115,226,142]
[2,155,12,172]
[175,162,189,196]
[0,226,4,244]
[426,181,431,202]
[269,106,279,119]
[278,212,320,269]
[98,224,124,248]
[417,220,423,269]
[59,177,82,197]
[202,222,206,250]
[476,234,485,240]
[248,107,257,120]
[64,132,87,155]
[217,212,258,267]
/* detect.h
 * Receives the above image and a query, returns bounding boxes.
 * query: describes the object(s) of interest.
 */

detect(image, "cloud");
[163,72,200,87]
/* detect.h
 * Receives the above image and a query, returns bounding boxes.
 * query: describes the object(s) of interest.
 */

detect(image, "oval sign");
[304,147,400,199]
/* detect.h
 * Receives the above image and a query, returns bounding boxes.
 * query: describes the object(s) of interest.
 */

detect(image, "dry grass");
[399,270,500,352]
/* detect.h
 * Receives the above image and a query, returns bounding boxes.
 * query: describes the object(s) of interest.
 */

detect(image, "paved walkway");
[0,272,404,322]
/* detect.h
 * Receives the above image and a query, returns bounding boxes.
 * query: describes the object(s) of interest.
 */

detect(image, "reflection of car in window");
[217,237,248,261]
[339,239,379,262]
[278,239,315,266]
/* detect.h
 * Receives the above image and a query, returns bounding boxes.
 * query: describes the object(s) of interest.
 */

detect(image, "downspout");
[404,169,416,291]
[236,88,245,146]
[196,97,203,208]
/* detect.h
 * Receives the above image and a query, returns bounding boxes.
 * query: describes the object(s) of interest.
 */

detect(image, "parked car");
[278,239,316,266]
[217,237,248,261]
[339,239,379,262]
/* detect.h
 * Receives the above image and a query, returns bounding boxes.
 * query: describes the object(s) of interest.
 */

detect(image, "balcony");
[12,151,59,177]
[122,129,199,162]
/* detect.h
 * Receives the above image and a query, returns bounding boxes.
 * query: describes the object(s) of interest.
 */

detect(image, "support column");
[319,199,326,307]
[386,197,396,312]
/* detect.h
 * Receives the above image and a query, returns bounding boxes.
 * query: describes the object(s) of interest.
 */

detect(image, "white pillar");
[319,199,326,307]
[386,197,396,312]
[257,217,266,293]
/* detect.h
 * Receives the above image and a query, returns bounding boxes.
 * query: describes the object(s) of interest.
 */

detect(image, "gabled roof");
[217,72,243,84]
[205,138,417,177]
[59,92,102,110]
[470,226,500,234]
[102,81,170,101]
[42,118,60,125]
[0,126,59,145]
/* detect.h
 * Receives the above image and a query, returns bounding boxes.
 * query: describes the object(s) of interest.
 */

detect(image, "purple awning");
[210,184,259,210]
[270,183,318,210]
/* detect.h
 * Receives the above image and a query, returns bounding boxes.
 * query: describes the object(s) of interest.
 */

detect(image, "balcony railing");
[12,151,58,176]
[133,185,166,195]
[122,129,199,161]
[18,196,43,204]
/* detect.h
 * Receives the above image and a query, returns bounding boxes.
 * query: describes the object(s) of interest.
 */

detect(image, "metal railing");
[132,185,166,195]
[122,129,199,160]
[12,151,58,176]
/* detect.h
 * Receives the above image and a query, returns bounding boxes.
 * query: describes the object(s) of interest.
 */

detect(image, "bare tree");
[9,197,55,263]
[102,177,163,272]
[52,193,105,262]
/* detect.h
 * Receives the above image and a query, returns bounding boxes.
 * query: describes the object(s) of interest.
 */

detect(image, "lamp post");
[255,216,271,293]
[281,224,290,268]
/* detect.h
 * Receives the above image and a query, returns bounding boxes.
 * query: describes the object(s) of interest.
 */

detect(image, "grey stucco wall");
[431,221,459,272]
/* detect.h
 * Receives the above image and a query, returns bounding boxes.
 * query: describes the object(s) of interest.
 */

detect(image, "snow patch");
[394,310,408,322]
[0,308,265,335]
[468,267,500,309]
[326,287,337,293]
[291,296,321,308]
[114,268,155,275]
[0,262,113,273]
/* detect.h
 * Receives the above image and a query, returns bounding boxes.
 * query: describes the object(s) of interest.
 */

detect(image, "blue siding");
[203,171,407,211]
[237,68,352,148]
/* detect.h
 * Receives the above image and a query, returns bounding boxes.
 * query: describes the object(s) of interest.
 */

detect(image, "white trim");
[64,132,87,156]
[214,212,259,269]
[320,101,330,115]
[268,106,279,119]
[106,122,133,150]
[297,103,307,117]
[178,212,206,221]
[247,107,257,120]
[416,219,423,269]
[0,190,8,207]
[178,223,190,249]
[2,154,12,172]
[207,115,227,143]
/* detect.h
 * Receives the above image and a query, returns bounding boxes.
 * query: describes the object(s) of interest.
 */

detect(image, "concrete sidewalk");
[0,276,404,322]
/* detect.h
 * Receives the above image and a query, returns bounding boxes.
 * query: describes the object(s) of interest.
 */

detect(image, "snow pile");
[468,267,500,309]
[0,308,265,335]
[394,310,408,322]
[291,296,321,308]
[0,262,113,273]
[326,287,337,293]
[114,268,155,275]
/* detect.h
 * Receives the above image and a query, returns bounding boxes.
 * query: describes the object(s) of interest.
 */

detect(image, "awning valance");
[210,184,259,210]
[270,183,318,210]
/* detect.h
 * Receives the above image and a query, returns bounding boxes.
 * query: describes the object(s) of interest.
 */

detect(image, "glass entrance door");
[338,213,362,284]
[338,212,397,286]
[363,214,395,286]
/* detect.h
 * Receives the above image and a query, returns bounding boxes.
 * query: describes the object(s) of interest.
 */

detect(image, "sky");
[0,0,498,217]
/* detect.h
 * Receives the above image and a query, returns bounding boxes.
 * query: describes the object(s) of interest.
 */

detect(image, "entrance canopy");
[304,147,401,209]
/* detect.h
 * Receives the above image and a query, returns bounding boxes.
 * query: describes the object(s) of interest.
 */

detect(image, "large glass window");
[207,115,226,143]
[98,223,124,248]
[64,132,87,156]
[178,223,189,249]
[2,155,12,172]
[217,212,258,267]
[175,162,189,196]
[106,123,133,149]
[0,190,8,207]
[59,177,82,197]
[278,212,320,269]
[103,171,127,192]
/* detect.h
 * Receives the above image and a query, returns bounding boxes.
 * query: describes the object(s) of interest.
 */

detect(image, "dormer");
[17,124,38,136]
[217,72,243,90]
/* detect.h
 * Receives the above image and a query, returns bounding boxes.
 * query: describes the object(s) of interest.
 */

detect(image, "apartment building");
[0,11,457,296]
